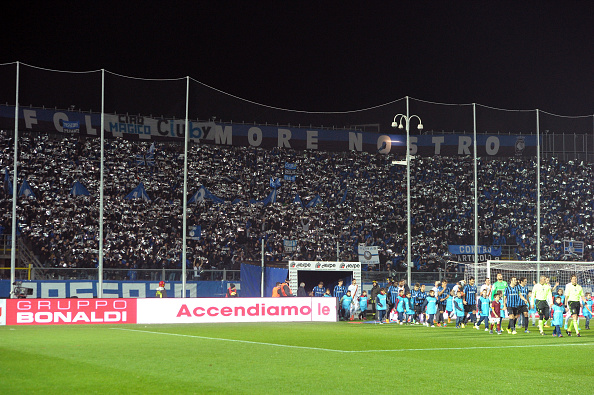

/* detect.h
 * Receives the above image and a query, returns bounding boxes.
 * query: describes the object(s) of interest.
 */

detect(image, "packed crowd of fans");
[1,130,593,280]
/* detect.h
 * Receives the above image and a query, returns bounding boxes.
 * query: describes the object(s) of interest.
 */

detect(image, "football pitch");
[1,321,593,394]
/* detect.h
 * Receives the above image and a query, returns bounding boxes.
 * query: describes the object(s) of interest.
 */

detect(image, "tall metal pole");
[182,76,190,298]
[10,61,19,295]
[536,109,541,279]
[261,238,265,297]
[406,96,412,286]
[98,69,105,298]
[473,103,478,280]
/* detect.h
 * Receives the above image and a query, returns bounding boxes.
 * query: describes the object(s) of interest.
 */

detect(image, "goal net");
[464,260,594,293]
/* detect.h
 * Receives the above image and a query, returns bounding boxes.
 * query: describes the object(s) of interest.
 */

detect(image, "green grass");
[1,320,593,394]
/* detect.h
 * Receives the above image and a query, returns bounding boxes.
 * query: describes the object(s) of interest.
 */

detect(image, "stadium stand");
[1,130,593,281]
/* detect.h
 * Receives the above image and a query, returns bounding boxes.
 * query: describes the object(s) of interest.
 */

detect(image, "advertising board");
[136,297,337,324]
[5,298,137,325]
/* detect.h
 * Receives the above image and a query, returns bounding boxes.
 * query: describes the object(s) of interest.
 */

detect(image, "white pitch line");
[110,327,341,352]
[110,328,594,353]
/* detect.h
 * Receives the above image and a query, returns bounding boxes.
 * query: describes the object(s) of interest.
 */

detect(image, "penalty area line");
[109,328,594,353]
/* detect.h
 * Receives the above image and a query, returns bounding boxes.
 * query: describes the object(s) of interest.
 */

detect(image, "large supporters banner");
[136,297,338,324]
[448,245,502,263]
[5,298,137,325]
[0,105,537,156]
[358,245,380,264]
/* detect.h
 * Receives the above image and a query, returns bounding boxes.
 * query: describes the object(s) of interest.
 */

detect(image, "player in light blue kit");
[444,289,454,327]
[396,289,407,324]
[527,290,537,327]
[425,289,438,327]
[551,296,566,337]
[376,288,387,323]
[583,292,593,330]
[340,290,353,321]
[475,289,490,331]
[358,291,369,320]
[454,290,465,328]
[405,291,415,324]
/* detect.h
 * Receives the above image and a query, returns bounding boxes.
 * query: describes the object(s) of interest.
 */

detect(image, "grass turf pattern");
[1,320,593,394]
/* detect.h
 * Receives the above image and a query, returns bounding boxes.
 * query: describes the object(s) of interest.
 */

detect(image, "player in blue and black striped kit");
[387,281,399,318]
[333,279,346,300]
[333,279,347,319]
[516,277,531,333]
[463,277,478,326]
[437,280,449,326]
[503,277,521,334]
[411,283,426,324]
[312,282,326,297]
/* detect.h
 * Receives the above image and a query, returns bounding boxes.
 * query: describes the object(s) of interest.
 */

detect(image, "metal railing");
[17,238,43,270]
[29,267,240,282]
[23,266,462,286]
[361,271,465,285]
[0,234,11,256]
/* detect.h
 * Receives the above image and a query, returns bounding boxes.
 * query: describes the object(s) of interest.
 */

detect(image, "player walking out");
[490,273,507,301]
[551,296,566,337]
[463,277,478,326]
[425,289,438,327]
[528,290,537,326]
[411,283,423,324]
[517,277,530,333]
[503,277,521,334]
[565,274,585,337]
[437,280,449,326]
[454,290,465,328]
[334,280,347,320]
[376,288,388,323]
[387,281,399,320]
[475,289,490,331]
[583,292,593,330]
[358,291,369,320]
[490,292,503,334]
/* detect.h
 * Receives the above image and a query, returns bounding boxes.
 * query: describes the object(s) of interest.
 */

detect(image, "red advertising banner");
[6,299,137,325]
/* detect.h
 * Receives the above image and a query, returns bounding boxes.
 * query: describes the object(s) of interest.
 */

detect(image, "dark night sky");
[2,1,593,123]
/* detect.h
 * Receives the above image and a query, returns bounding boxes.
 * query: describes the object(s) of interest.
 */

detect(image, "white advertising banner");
[136,297,338,324]
[0,299,5,326]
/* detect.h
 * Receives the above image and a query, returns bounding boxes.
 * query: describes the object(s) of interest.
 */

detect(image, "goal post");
[464,260,594,292]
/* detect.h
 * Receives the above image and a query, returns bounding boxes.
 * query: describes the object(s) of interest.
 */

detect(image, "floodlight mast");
[392,97,423,286]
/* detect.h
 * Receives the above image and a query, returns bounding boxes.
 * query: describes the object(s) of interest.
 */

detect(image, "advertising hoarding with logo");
[5,299,138,325]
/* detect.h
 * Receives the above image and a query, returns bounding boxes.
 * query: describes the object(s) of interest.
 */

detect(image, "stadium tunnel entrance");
[288,261,361,296]
[298,270,354,295]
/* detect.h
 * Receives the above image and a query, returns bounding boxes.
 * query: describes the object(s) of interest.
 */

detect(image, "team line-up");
[332,274,592,336]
